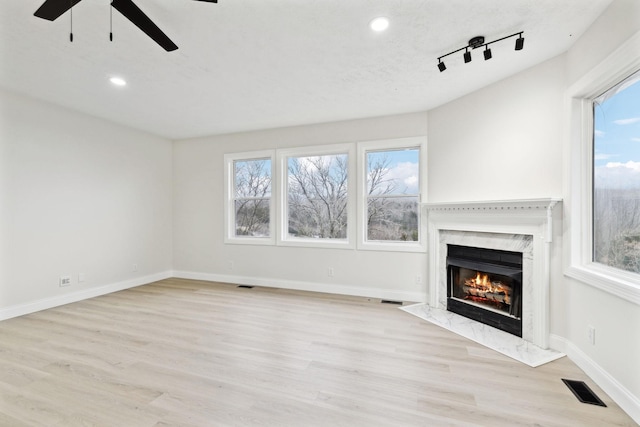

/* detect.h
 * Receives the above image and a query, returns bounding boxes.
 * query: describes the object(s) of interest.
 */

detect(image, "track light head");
[438,61,446,72]
[463,49,471,63]
[515,35,524,50]
[483,46,492,60]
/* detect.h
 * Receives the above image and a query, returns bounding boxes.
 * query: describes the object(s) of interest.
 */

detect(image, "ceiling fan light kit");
[34,0,218,52]
[437,31,524,72]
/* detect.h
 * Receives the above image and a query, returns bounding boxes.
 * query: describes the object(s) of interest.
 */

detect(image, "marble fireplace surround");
[406,199,564,366]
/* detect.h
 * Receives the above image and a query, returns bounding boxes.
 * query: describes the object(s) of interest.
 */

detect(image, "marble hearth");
[404,199,565,367]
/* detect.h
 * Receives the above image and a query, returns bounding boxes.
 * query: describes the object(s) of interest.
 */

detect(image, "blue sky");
[594,71,640,189]
[367,148,419,194]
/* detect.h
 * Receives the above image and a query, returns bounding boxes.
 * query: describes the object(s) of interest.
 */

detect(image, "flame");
[472,272,495,290]
[463,271,511,305]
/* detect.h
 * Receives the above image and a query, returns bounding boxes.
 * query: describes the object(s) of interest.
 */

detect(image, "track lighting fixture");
[437,31,524,72]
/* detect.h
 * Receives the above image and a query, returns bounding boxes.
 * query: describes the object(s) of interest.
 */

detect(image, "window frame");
[224,150,276,246]
[277,143,356,249]
[357,137,427,253]
[565,30,640,305]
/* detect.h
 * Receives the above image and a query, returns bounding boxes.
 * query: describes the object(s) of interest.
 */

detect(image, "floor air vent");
[237,285,254,289]
[381,300,403,305]
[562,379,607,407]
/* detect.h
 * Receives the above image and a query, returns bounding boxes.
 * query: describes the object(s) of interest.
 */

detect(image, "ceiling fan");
[34,0,217,52]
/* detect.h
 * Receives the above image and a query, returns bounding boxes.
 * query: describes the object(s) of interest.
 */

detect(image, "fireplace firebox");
[447,245,523,337]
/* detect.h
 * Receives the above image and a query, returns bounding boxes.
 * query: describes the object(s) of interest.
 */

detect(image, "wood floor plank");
[0,278,636,426]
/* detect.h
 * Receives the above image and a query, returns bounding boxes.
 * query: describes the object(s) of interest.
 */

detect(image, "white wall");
[0,89,173,316]
[561,0,640,419]
[566,0,640,84]
[427,55,565,202]
[172,113,429,301]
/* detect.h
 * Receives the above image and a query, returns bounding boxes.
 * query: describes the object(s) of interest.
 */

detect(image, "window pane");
[233,158,271,239]
[366,148,420,242]
[234,159,271,198]
[593,70,640,274]
[235,199,270,237]
[367,148,419,196]
[287,154,348,239]
[367,196,419,241]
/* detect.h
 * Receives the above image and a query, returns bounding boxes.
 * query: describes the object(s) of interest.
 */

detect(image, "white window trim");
[565,29,640,306]
[277,143,356,249]
[357,137,427,253]
[224,150,276,246]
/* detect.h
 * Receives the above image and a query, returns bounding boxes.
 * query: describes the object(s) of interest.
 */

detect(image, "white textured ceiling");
[0,0,612,139]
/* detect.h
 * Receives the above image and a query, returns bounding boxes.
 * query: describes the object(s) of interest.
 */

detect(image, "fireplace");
[424,199,562,354]
[447,244,523,337]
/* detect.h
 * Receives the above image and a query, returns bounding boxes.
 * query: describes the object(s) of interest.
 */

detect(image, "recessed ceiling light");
[370,17,389,32]
[109,77,127,87]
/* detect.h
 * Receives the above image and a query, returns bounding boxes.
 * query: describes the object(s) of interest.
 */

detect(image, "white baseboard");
[0,271,173,321]
[1,269,425,320]
[550,334,640,424]
[171,270,427,303]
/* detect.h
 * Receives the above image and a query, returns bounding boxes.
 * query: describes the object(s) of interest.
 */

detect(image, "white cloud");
[606,160,640,171]
[632,137,640,142]
[384,161,420,194]
[404,175,418,188]
[596,161,640,189]
[594,153,614,161]
[594,129,605,137]
[613,117,640,125]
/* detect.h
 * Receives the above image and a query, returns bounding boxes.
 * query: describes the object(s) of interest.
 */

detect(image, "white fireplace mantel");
[424,198,562,349]
[425,198,562,243]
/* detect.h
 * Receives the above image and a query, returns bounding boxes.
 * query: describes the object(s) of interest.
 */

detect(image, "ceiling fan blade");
[34,0,84,21]
[111,0,178,52]
[193,0,218,2]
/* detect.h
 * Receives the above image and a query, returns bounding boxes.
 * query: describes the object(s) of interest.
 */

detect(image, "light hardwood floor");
[0,278,636,426]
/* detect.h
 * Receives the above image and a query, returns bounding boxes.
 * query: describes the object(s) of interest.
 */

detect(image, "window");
[358,137,426,252]
[566,30,640,304]
[278,144,355,248]
[287,154,348,239]
[366,149,419,241]
[224,151,275,245]
[593,70,640,274]
[224,137,425,252]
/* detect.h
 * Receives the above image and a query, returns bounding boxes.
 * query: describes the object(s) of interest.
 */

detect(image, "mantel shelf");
[424,198,562,212]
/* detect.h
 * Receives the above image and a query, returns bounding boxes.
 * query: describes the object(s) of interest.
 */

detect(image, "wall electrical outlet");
[416,274,423,284]
[78,273,86,283]
[228,261,234,270]
[59,276,71,287]
[327,267,334,277]
[132,263,138,272]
